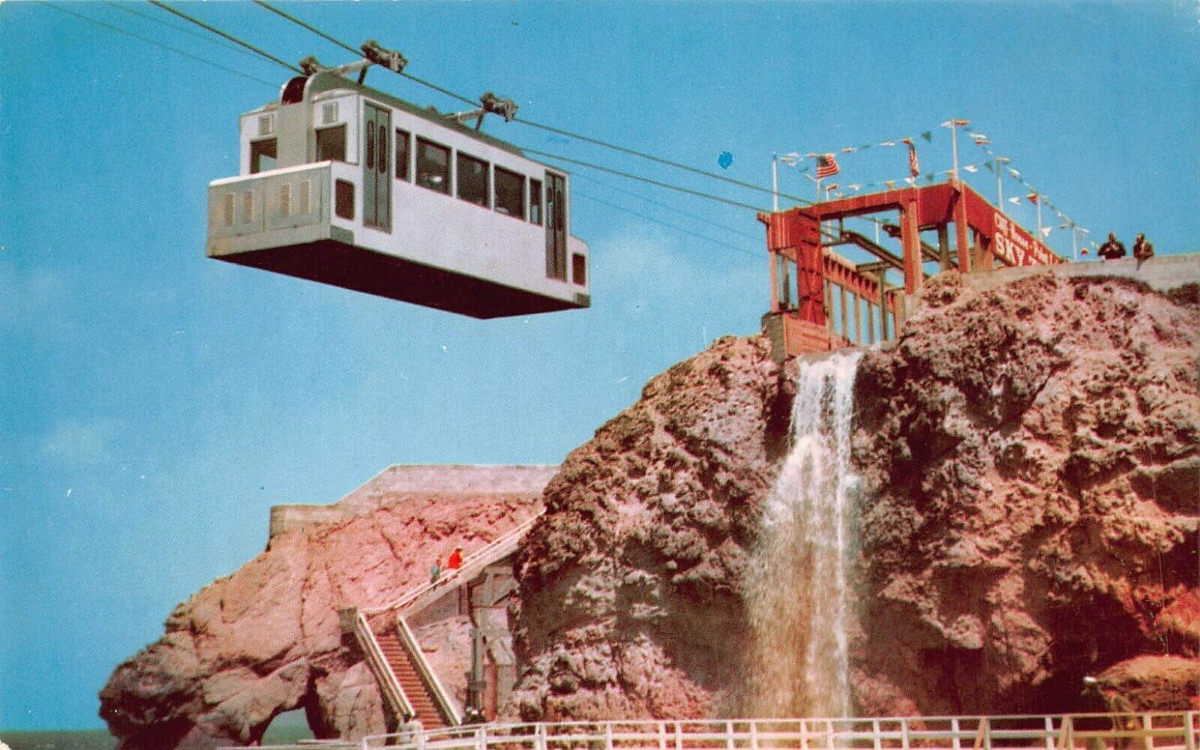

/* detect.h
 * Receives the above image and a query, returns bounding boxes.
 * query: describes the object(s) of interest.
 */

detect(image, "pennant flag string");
[968,127,1091,250]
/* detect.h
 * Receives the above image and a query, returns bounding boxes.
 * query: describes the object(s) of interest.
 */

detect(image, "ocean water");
[0,730,115,750]
[0,712,314,749]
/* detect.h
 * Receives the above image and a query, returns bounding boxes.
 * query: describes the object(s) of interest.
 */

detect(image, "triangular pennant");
[920,131,933,142]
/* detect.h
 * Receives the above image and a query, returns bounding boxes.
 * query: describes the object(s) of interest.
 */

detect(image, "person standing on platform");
[447,546,463,571]
[1098,233,1126,260]
[1133,233,1154,261]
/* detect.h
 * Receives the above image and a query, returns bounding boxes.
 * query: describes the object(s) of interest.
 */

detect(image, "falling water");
[742,350,863,718]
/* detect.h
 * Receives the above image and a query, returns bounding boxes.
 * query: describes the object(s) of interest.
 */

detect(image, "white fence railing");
[350,713,1199,750]
[396,614,464,726]
[347,608,414,723]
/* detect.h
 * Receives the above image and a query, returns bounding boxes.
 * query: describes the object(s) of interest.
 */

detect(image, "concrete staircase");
[346,512,543,729]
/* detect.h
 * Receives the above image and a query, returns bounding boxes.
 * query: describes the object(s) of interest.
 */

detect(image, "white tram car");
[206,68,589,318]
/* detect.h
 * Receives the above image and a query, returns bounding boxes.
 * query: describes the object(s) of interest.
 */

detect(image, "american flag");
[903,139,919,177]
[815,153,839,179]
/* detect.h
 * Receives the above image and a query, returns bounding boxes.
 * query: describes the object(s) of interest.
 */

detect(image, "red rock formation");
[510,272,1198,720]
[102,272,1198,743]
[851,273,1199,715]
[510,336,790,720]
[99,477,542,749]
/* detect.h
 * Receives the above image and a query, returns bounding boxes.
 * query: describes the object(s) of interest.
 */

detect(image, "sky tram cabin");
[206,52,589,318]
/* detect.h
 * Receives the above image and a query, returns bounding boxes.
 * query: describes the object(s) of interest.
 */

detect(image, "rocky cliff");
[850,272,1199,714]
[102,270,1199,746]
[510,272,1199,718]
[510,335,790,719]
[99,469,544,749]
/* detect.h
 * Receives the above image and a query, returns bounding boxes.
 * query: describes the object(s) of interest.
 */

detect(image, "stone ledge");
[963,253,1200,294]
[268,465,558,540]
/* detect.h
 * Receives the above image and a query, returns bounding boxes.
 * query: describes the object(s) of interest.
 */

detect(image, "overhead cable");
[148,1,303,74]
[525,149,768,213]
[103,1,268,65]
[252,0,358,56]
[43,2,278,88]
[244,2,804,205]
[574,191,760,259]
[252,0,477,107]
[574,173,763,243]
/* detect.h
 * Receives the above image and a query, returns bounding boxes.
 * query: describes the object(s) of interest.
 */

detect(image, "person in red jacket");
[447,546,463,570]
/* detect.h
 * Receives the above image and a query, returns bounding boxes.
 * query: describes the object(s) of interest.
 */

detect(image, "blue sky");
[1,0,1197,731]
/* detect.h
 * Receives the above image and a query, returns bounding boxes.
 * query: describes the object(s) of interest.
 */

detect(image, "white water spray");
[742,350,863,717]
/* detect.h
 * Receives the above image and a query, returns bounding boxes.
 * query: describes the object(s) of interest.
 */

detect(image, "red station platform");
[760,179,1062,359]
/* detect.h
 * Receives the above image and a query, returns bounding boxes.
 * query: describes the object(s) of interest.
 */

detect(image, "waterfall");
[742,349,863,718]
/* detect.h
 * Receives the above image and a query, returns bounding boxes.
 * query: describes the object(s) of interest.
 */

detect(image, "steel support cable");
[42,2,278,88]
[574,173,763,243]
[252,0,359,55]
[517,117,814,208]
[148,1,303,74]
[252,0,478,107]
[574,191,760,259]
[526,148,767,213]
[246,1,809,206]
[103,1,267,65]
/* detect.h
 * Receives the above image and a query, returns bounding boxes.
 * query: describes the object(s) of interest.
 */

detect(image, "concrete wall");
[962,253,1200,294]
[268,464,558,540]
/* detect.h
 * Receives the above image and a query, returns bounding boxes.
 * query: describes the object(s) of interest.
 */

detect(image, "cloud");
[592,221,762,322]
[0,263,71,332]
[39,419,123,467]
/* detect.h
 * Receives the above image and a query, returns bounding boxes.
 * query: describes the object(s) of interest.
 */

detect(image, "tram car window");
[250,139,277,174]
[495,167,524,218]
[316,126,346,162]
[205,63,590,318]
[395,129,411,181]
[457,153,489,207]
[530,178,543,225]
[416,138,450,193]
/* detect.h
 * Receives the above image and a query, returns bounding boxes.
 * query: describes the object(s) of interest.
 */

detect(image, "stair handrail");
[395,613,464,726]
[347,607,415,722]
[362,512,542,617]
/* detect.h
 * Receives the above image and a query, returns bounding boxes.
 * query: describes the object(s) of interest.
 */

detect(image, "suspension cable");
[252,0,357,56]
[252,0,478,107]
[148,1,303,74]
[44,2,278,88]
[525,149,767,213]
[574,173,763,242]
[244,2,807,205]
[103,1,267,65]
